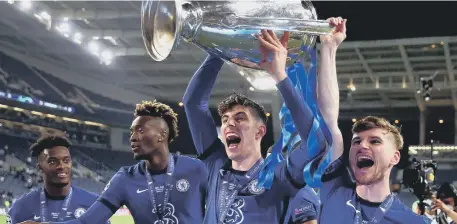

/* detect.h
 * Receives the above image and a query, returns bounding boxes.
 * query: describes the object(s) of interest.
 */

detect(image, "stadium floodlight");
[19,0,32,11]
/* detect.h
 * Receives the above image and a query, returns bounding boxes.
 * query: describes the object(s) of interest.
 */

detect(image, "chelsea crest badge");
[248,179,265,195]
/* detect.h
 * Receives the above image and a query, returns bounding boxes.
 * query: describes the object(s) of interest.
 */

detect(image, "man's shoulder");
[73,186,100,202]
[176,154,205,168]
[117,161,143,177]
[388,196,431,223]
[297,187,320,202]
[391,196,415,211]
[12,188,40,206]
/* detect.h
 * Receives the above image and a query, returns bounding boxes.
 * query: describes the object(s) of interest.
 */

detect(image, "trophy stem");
[222,15,334,36]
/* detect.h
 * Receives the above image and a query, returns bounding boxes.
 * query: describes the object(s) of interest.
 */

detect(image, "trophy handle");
[221,15,334,36]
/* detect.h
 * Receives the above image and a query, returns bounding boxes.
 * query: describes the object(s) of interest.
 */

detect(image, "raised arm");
[257,30,326,187]
[182,55,224,156]
[276,76,327,187]
[317,17,346,163]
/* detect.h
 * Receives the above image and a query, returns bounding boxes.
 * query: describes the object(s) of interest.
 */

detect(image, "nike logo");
[34,215,40,220]
[137,189,148,194]
[346,200,361,213]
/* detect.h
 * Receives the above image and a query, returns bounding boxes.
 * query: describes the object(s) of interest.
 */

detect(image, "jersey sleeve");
[276,77,328,189]
[291,204,317,223]
[290,188,319,223]
[97,170,126,213]
[319,157,351,203]
[197,159,209,216]
[82,191,112,224]
[182,55,225,159]
[6,197,26,224]
[6,200,21,224]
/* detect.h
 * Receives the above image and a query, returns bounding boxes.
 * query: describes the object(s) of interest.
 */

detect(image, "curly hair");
[352,116,404,150]
[134,100,179,143]
[30,134,72,157]
[217,92,268,124]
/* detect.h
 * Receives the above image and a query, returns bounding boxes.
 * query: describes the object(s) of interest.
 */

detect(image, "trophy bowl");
[141,0,333,90]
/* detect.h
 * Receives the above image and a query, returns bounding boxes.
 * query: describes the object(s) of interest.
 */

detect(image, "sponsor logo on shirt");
[294,204,314,215]
[346,200,361,213]
[102,180,111,194]
[152,203,179,224]
[224,198,245,224]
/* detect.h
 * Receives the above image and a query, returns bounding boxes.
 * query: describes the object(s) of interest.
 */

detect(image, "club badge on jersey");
[74,208,86,218]
[218,159,264,224]
[6,214,11,224]
[176,179,190,193]
[247,179,265,195]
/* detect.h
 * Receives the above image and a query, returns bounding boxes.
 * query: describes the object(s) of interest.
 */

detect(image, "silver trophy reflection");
[141,0,333,91]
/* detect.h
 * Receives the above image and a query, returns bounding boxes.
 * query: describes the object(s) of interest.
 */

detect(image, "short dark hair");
[134,100,179,143]
[438,182,457,199]
[217,92,268,124]
[30,134,72,157]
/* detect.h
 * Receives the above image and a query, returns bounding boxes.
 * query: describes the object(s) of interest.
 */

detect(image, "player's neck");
[231,150,262,172]
[45,182,71,197]
[146,150,169,171]
[356,177,391,203]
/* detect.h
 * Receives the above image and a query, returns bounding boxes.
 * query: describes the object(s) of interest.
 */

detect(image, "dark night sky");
[312,1,457,41]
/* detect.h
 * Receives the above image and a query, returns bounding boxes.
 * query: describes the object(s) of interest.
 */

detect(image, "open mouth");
[226,132,241,149]
[356,156,375,169]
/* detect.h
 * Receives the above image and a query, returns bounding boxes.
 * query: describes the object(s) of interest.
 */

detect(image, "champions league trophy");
[141,0,334,90]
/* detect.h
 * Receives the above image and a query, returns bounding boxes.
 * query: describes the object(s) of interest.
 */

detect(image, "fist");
[320,17,347,48]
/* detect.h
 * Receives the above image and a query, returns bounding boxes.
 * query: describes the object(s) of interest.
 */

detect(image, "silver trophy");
[141,0,333,90]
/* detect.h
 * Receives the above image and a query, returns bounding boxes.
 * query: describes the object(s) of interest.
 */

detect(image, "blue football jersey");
[98,154,207,224]
[285,186,320,224]
[7,186,107,224]
[183,55,327,224]
[319,157,432,224]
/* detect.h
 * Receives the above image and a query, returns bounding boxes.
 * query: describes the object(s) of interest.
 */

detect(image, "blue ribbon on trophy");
[258,47,334,189]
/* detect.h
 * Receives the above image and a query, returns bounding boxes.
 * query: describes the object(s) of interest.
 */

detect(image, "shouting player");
[19,100,208,224]
[182,27,331,223]
[8,135,109,224]
[310,17,431,223]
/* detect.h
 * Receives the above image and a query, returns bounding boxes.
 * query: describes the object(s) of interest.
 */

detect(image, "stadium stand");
[0,49,269,224]
[0,50,204,216]
[0,50,132,207]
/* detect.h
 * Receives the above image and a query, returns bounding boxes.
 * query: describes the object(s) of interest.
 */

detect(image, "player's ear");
[255,121,266,140]
[36,158,43,172]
